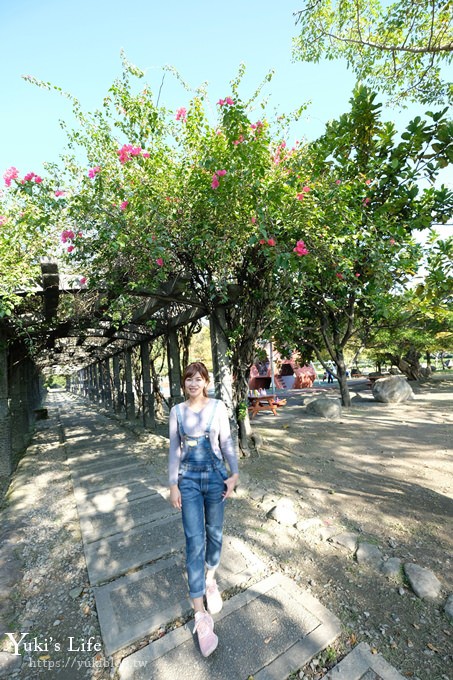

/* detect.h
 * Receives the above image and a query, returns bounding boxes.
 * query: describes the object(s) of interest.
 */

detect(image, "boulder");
[404,563,442,601]
[381,557,402,579]
[267,497,298,526]
[356,542,383,569]
[372,376,414,403]
[305,397,342,419]
[444,594,453,622]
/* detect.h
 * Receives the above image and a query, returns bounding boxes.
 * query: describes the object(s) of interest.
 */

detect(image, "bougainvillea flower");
[34,176,43,183]
[61,229,75,243]
[362,197,370,205]
[55,190,66,197]
[67,245,74,253]
[0,215,7,226]
[211,176,220,189]
[251,216,257,224]
[225,97,234,105]
[120,200,129,210]
[336,272,344,279]
[335,179,341,185]
[175,107,187,121]
[88,166,101,178]
[267,238,276,246]
[3,166,19,187]
[80,277,87,285]
[259,239,266,245]
[216,169,227,176]
[217,98,225,106]
[389,238,396,245]
[293,239,309,256]
[156,258,164,267]
[23,172,36,182]
[296,193,305,200]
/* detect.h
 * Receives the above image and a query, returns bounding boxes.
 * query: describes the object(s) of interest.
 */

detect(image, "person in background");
[168,362,239,657]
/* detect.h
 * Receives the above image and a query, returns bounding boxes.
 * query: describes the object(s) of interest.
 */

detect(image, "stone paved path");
[37,391,407,678]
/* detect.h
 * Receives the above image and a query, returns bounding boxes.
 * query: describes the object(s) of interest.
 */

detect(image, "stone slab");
[74,479,165,506]
[84,513,184,585]
[79,492,177,542]
[69,457,138,479]
[95,535,268,655]
[323,642,405,679]
[71,459,139,480]
[72,465,149,498]
[118,573,341,680]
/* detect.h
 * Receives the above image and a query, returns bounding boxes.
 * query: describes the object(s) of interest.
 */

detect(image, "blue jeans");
[179,464,227,599]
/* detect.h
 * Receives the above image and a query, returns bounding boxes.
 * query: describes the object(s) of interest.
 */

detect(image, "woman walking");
[168,361,239,657]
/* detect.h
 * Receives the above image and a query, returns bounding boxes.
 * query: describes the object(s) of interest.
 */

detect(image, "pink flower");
[211,176,220,189]
[251,216,257,224]
[61,229,75,243]
[267,238,276,246]
[142,152,150,158]
[217,97,234,106]
[216,169,227,176]
[3,166,19,187]
[67,245,74,253]
[355,273,360,277]
[175,107,187,121]
[79,277,87,285]
[0,215,7,226]
[23,172,35,182]
[120,200,128,211]
[156,258,164,267]
[336,273,343,279]
[54,190,66,197]
[389,238,396,245]
[362,197,370,205]
[302,185,310,193]
[365,179,371,185]
[293,240,309,256]
[34,176,42,183]
[88,166,101,178]
[335,180,341,185]
[259,239,266,245]
[296,193,305,201]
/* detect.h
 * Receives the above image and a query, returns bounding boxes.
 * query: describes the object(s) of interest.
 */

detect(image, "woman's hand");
[169,484,182,510]
[222,473,239,501]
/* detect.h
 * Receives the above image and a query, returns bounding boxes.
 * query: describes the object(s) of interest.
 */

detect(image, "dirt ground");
[1,375,451,680]
[222,375,453,680]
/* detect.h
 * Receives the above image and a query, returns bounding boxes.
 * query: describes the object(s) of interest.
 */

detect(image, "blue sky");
[0,0,451,237]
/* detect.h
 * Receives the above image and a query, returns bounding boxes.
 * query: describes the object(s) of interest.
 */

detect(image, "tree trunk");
[334,353,351,407]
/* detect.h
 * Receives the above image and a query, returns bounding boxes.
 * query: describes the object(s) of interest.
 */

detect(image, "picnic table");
[248,395,286,419]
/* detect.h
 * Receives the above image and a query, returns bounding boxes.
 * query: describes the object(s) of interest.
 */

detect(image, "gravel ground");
[1,376,452,680]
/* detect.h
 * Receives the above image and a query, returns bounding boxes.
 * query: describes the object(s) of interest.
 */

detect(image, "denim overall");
[176,401,229,599]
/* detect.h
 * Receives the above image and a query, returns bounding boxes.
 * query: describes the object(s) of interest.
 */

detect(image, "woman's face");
[185,371,208,397]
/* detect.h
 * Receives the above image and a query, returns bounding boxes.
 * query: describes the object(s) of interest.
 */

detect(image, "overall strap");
[205,399,219,434]
[175,403,186,438]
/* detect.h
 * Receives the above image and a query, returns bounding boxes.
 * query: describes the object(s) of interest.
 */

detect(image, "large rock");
[267,497,298,526]
[372,376,414,403]
[404,563,442,601]
[305,397,342,419]
[444,594,453,621]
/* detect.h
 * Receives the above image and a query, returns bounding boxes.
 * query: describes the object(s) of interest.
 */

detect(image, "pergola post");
[0,333,12,476]
[167,329,183,407]
[140,341,155,430]
[104,358,112,409]
[124,348,135,420]
[112,354,122,414]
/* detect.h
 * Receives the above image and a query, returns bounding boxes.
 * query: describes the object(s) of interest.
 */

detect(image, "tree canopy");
[293,0,453,105]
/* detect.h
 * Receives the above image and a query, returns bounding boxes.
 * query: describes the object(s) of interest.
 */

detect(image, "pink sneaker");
[206,579,223,614]
[193,611,218,657]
